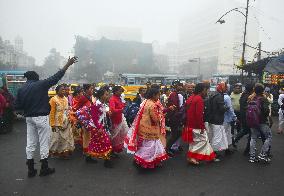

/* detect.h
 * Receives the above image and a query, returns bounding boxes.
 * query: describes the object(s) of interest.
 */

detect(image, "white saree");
[187,129,215,161]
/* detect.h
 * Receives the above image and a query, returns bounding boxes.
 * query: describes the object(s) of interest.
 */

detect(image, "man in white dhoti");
[224,91,237,154]
[207,82,229,160]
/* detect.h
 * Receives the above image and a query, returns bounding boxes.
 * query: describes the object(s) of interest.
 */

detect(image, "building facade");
[152,41,180,73]
[73,36,154,82]
[179,0,259,79]
[0,36,35,68]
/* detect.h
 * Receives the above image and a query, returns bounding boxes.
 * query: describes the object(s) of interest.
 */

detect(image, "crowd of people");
[2,56,283,178]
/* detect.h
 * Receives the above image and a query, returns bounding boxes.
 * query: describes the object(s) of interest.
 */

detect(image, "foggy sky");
[0,0,284,65]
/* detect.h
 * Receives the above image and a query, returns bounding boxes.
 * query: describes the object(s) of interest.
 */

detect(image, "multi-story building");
[73,36,153,82]
[179,0,259,79]
[0,36,36,68]
[152,41,180,73]
[14,36,23,52]
[0,40,17,66]
[153,54,169,72]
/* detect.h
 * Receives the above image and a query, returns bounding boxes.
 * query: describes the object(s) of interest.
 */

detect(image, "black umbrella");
[264,55,284,74]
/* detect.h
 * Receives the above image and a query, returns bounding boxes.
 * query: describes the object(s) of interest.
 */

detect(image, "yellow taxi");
[122,85,146,102]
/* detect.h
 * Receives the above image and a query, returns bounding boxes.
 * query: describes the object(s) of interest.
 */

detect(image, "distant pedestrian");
[184,83,195,100]
[133,87,146,106]
[160,87,170,107]
[64,84,73,107]
[230,83,242,137]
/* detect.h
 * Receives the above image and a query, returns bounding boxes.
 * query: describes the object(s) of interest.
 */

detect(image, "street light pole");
[216,0,250,83]
[241,0,250,83]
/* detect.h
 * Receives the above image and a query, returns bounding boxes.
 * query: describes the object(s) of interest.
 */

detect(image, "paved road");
[1,119,284,196]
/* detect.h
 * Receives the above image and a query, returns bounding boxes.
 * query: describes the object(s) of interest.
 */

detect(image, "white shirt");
[121,93,126,103]
[278,94,284,106]
[178,94,184,107]
[161,94,168,105]
[95,99,108,125]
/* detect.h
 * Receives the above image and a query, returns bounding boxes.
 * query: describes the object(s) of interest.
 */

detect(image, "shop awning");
[264,55,284,74]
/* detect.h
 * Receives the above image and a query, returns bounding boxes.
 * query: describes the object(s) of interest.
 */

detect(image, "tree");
[42,48,64,76]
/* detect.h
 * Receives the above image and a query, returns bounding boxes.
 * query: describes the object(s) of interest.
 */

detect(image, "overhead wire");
[250,4,284,48]
[250,5,284,24]
[245,7,283,56]
[250,9,273,42]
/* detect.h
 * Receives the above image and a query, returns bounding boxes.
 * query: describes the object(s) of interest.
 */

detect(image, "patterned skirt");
[49,125,75,156]
[76,107,112,159]
[134,137,169,169]
[88,127,112,160]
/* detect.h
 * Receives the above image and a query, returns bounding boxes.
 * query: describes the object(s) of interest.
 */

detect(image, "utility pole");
[241,0,250,83]
[257,42,262,61]
[216,1,250,83]
[257,42,262,81]
[198,57,201,81]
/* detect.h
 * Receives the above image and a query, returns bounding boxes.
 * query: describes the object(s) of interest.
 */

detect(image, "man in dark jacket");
[248,83,272,163]
[208,82,228,159]
[15,56,78,178]
[234,83,254,152]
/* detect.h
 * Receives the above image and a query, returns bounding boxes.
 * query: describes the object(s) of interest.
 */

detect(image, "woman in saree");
[49,84,75,158]
[124,86,169,169]
[76,86,113,168]
[109,86,129,156]
[182,83,216,165]
[69,87,84,145]
[73,84,97,163]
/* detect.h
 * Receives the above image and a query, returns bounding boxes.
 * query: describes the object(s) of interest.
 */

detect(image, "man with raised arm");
[16,56,78,178]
